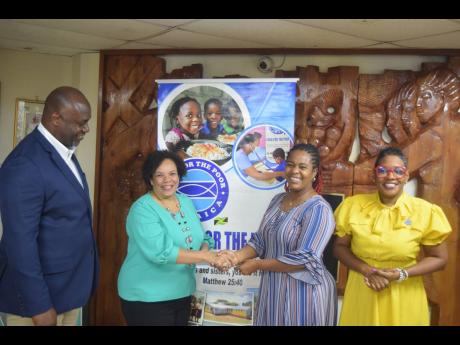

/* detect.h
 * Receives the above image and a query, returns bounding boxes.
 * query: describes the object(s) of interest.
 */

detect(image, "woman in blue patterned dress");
[217,143,337,325]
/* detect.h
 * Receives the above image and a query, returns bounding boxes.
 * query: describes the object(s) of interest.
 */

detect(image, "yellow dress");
[334,192,451,326]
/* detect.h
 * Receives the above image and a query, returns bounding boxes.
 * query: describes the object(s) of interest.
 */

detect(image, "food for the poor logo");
[178,158,229,221]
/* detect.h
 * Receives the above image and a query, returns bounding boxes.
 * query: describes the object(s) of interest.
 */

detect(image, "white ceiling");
[0,19,459,57]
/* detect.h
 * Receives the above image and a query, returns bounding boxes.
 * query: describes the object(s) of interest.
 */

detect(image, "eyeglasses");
[375,165,407,178]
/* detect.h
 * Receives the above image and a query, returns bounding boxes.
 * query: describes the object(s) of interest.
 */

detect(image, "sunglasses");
[375,165,407,178]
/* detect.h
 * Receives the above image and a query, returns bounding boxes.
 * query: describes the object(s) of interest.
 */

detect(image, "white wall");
[0,49,99,238]
[163,54,446,78]
[0,49,73,162]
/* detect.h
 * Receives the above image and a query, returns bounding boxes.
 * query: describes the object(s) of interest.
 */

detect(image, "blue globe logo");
[178,158,229,221]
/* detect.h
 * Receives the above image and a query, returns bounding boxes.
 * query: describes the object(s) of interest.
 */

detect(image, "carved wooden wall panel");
[92,54,202,325]
[276,66,359,196]
[353,70,416,194]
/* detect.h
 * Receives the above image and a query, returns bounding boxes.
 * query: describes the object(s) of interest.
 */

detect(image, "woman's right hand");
[217,250,240,266]
[364,273,390,292]
[202,251,232,271]
[203,250,218,265]
[359,263,390,291]
[213,255,233,271]
[359,263,377,277]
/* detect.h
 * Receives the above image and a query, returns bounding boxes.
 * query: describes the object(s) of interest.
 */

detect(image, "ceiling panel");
[360,42,404,48]
[286,19,460,42]
[181,19,377,48]
[396,31,460,49]
[0,37,91,56]
[136,19,198,27]
[113,41,174,49]
[0,20,125,50]
[12,19,170,41]
[141,29,274,48]
[0,19,459,57]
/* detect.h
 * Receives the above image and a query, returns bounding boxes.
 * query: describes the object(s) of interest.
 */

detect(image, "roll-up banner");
[157,78,298,325]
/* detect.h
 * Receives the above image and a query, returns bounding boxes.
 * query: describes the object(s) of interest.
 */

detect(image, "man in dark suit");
[0,86,99,326]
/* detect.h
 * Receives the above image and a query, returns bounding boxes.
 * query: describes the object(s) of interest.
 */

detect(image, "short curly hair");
[142,150,187,191]
[375,147,408,167]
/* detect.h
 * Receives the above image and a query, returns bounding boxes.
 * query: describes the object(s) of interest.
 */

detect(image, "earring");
[312,177,316,182]
[284,181,289,192]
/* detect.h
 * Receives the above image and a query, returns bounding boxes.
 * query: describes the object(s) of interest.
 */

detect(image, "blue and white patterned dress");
[248,193,337,326]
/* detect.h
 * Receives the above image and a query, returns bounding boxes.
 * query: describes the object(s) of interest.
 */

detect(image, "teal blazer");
[117,193,214,302]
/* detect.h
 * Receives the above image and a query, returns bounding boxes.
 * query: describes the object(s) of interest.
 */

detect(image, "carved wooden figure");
[276,66,359,196]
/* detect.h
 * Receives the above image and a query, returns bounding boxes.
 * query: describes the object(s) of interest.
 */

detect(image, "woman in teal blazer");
[117,150,220,326]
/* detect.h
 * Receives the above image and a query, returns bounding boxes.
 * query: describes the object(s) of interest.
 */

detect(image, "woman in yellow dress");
[333,147,451,325]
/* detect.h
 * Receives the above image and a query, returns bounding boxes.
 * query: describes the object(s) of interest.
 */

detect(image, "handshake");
[205,250,260,275]
[209,250,240,272]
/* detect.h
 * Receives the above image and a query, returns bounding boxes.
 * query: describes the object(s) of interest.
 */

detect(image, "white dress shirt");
[37,123,84,188]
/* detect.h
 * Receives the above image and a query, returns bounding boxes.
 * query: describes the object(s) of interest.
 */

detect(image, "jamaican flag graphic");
[214,217,228,225]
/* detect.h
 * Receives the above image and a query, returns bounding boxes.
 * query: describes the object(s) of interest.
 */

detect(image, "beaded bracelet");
[396,268,409,282]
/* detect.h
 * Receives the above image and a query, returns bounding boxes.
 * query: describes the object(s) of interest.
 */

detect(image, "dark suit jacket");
[0,128,99,317]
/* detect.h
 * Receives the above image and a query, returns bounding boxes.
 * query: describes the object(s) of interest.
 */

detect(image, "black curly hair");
[375,147,408,167]
[287,143,323,193]
[142,150,187,191]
